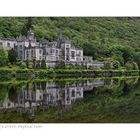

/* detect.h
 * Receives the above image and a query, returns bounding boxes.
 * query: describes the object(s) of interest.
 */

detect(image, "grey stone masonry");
[0,30,105,68]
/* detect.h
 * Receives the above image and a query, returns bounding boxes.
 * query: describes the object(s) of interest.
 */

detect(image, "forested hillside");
[0,17,140,68]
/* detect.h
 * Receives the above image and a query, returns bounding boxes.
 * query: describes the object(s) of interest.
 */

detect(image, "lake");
[0,76,140,123]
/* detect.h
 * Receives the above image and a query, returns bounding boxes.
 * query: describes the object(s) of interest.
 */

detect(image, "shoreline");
[0,68,139,81]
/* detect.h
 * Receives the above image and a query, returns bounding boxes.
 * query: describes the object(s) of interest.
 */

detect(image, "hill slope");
[0,17,140,67]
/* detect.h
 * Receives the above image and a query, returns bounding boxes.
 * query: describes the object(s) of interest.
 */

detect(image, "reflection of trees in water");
[40,81,46,91]
[8,84,18,103]
[0,84,8,104]
[83,79,125,97]
[32,82,36,94]
[112,79,120,85]
[121,77,139,96]
[55,80,67,88]
[2,77,140,122]
[57,100,64,120]
[125,77,139,86]
[22,112,35,123]
[83,87,97,101]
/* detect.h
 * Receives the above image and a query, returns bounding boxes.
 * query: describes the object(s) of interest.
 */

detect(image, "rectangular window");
[0,42,3,46]
[72,90,75,97]
[71,51,75,59]
[26,50,29,58]
[31,49,34,55]
[66,48,69,51]
[56,50,58,54]
[77,51,81,56]
[56,57,59,61]
[50,49,52,54]
[39,50,42,54]
[7,42,10,47]
[66,44,70,47]
[50,49,55,54]
[20,45,22,49]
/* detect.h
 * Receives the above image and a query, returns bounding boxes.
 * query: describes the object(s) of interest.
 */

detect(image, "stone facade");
[0,37,17,50]
[0,30,105,68]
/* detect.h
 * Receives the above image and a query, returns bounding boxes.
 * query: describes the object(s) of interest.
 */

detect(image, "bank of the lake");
[0,76,140,123]
[0,68,139,80]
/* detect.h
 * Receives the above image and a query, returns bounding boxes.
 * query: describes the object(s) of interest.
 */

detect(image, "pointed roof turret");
[27,29,35,42]
[57,29,63,48]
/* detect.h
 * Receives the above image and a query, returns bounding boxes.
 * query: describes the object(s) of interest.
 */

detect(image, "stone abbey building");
[0,30,105,68]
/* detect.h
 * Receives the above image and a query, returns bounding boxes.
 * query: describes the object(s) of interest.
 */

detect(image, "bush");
[133,62,139,70]
[0,48,8,66]
[8,48,17,64]
[20,62,27,69]
[112,60,120,69]
[125,61,139,70]
[41,59,46,69]
[16,59,22,66]
[56,61,65,69]
[8,62,12,68]
[28,61,33,69]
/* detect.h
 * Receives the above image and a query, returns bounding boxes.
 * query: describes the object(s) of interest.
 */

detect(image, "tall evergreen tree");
[21,17,33,35]
[32,57,36,69]
[0,48,8,66]
[41,59,46,69]
[8,48,17,64]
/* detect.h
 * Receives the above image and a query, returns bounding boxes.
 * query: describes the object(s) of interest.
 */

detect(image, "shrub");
[20,62,27,69]
[41,59,46,69]
[57,61,65,69]
[0,48,8,66]
[125,61,139,70]
[112,60,120,69]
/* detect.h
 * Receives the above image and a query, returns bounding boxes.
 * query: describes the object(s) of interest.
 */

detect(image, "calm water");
[0,77,140,123]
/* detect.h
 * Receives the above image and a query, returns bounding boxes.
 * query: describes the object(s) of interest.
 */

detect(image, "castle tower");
[27,30,35,42]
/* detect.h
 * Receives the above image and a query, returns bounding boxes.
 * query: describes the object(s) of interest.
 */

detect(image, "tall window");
[71,51,75,59]
[72,90,75,97]
[50,49,54,54]
[26,50,29,59]
[7,42,10,47]
[0,42,3,46]
[56,50,58,55]
[20,45,22,49]
[39,50,42,54]
[77,51,81,56]
[31,49,34,56]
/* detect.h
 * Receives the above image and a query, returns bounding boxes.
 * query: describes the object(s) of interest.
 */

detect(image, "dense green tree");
[57,61,65,69]
[0,48,8,66]
[41,59,46,69]
[125,61,138,70]
[26,60,29,68]
[133,52,140,68]
[112,60,120,69]
[20,62,27,69]
[25,59,33,69]
[21,17,33,35]
[0,17,140,69]
[8,48,17,64]
[8,85,18,103]
[32,57,36,69]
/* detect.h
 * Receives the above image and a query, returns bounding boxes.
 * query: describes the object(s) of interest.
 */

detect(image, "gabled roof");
[16,35,27,42]
[0,36,16,41]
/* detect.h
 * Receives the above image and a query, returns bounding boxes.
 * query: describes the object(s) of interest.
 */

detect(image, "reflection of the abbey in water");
[0,79,113,116]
